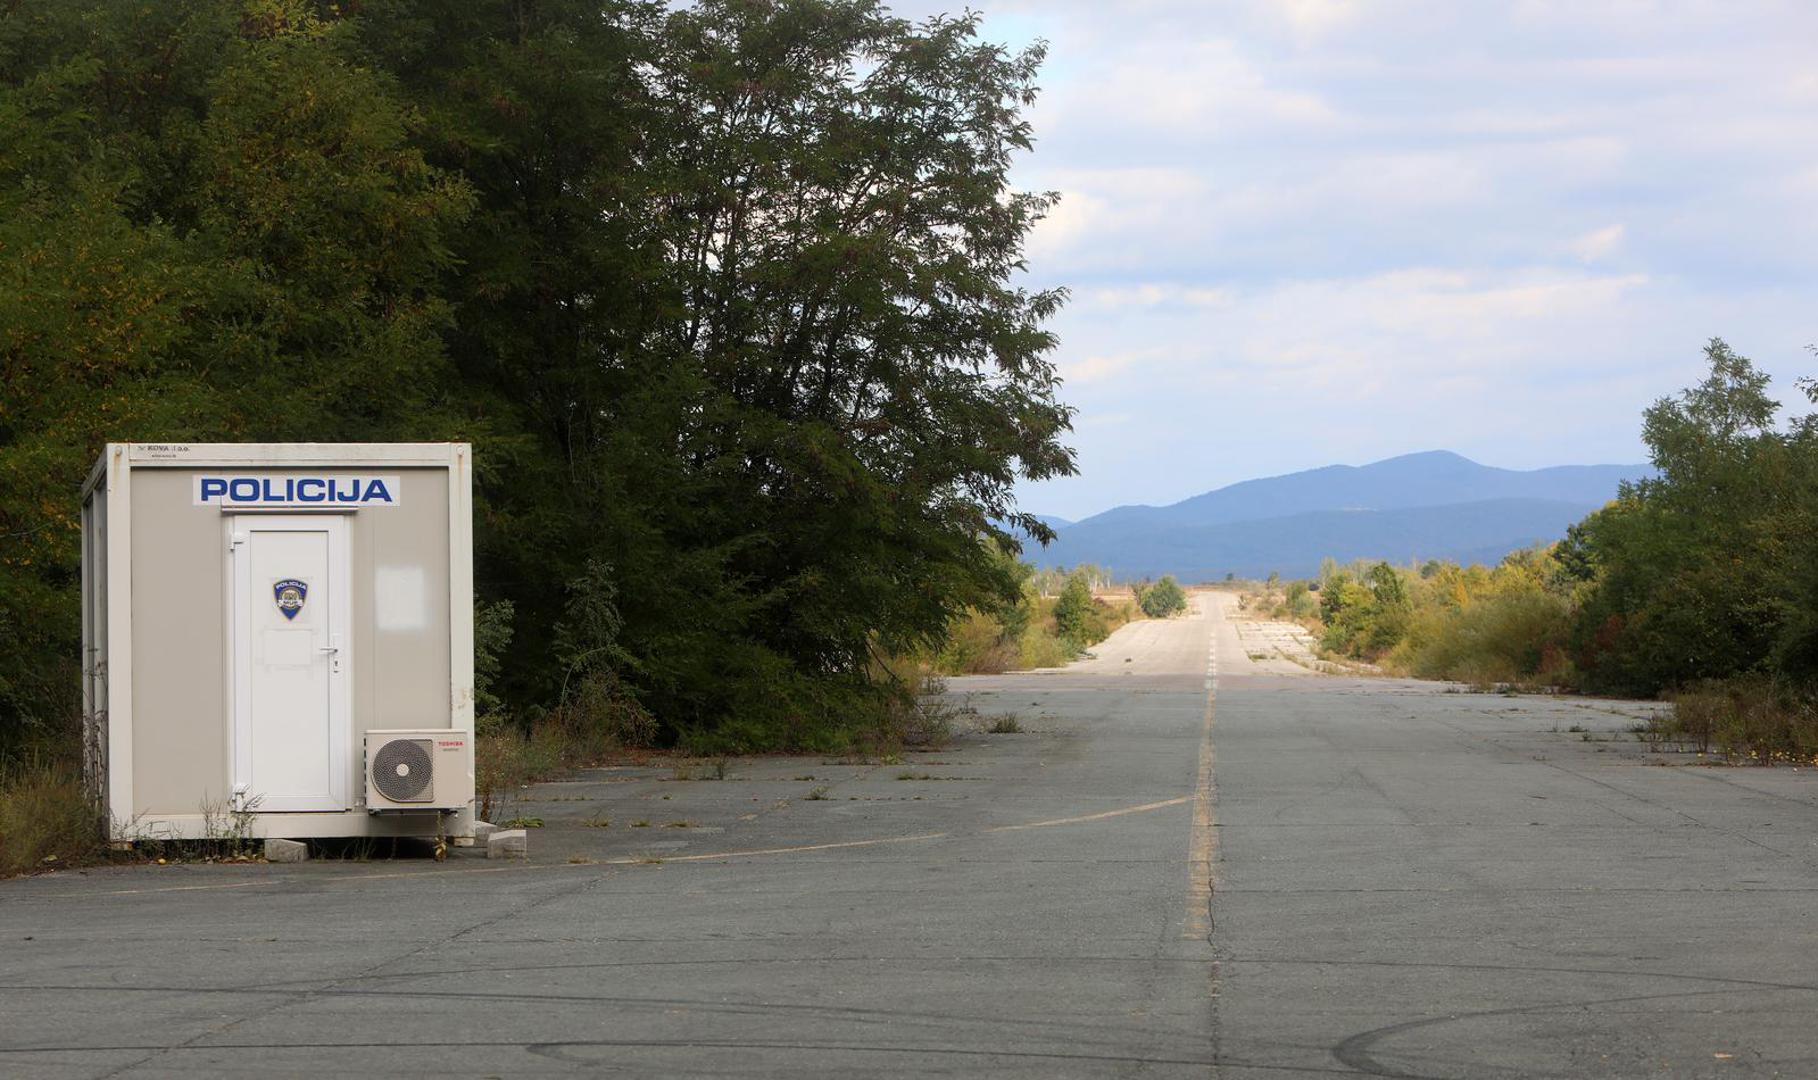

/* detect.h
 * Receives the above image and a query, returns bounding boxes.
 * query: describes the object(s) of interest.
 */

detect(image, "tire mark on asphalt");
[1329,985,1813,1079]
[0,1035,1381,1075]
[0,980,1233,1061]
[90,863,630,1080]
[1410,706,1808,862]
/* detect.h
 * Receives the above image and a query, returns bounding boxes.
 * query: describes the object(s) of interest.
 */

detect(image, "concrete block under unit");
[265,838,310,863]
[487,829,528,860]
[451,820,497,849]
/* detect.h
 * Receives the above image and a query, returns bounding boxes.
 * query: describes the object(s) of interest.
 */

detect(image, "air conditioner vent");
[363,729,469,812]
[371,738,433,803]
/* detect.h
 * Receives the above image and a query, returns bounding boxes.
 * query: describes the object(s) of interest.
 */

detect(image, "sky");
[889,0,1818,522]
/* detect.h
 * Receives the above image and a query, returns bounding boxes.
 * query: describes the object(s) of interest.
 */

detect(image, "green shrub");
[936,609,1023,674]
[1395,587,1572,686]
[1053,573,1096,644]
[1139,575,1187,618]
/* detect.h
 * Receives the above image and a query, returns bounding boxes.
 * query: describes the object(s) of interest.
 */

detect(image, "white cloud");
[1078,411,1134,428]
[1270,0,1361,36]
[1060,351,1151,385]
[884,0,1818,518]
[1569,224,1626,262]
[1084,284,1233,309]
[1041,38,1337,141]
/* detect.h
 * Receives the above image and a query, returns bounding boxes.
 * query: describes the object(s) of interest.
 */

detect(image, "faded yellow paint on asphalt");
[1186,592,1220,940]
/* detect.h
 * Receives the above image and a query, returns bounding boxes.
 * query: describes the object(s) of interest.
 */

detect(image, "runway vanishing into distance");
[5,593,1818,1077]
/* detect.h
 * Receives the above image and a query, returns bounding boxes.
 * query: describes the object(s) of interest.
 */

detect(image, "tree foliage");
[1303,340,1818,699]
[1138,575,1187,618]
[0,0,1072,756]
[1052,572,1096,645]
[1567,340,1816,695]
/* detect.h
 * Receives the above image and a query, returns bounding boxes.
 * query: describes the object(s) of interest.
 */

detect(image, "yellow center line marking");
[1185,614,1219,941]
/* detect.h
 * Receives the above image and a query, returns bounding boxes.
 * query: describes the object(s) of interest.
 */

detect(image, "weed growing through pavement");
[1647,678,1818,763]
[502,816,545,829]
[985,714,1024,734]
[805,786,831,801]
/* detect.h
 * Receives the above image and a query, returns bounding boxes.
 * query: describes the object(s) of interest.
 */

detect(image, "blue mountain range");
[1027,451,1651,580]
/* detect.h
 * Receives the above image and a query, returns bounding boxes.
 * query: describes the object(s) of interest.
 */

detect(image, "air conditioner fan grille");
[372,738,433,803]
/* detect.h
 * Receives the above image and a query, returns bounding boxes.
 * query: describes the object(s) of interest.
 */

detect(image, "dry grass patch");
[1647,678,1818,763]
[0,761,106,877]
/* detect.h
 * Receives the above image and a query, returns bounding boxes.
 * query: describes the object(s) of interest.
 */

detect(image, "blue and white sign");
[194,475,402,508]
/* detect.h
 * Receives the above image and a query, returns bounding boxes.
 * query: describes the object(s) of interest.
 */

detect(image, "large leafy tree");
[1,0,1072,755]
[358,0,1072,746]
[0,2,475,753]
[1570,340,1813,694]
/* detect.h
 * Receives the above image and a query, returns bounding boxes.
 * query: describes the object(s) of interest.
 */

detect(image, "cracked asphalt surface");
[4,592,1817,1077]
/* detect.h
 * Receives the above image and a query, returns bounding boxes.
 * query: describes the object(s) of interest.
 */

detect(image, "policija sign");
[193,475,402,508]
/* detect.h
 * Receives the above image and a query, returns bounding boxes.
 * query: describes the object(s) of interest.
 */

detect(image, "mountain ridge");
[1027,451,1652,580]
[1065,450,1648,530]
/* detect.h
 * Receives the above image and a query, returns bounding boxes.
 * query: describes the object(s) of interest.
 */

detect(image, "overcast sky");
[891,0,1818,521]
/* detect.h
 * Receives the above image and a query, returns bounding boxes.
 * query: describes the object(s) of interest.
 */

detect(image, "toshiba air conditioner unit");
[364,730,473,812]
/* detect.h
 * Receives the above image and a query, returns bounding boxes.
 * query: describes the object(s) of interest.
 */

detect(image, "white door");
[229,515,351,811]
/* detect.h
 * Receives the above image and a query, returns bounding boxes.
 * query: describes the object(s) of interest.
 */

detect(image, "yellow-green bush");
[1309,550,1577,686]
[1388,570,1578,680]
[0,761,104,877]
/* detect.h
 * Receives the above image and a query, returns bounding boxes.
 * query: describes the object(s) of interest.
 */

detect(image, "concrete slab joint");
[264,838,309,863]
[487,829,528,860]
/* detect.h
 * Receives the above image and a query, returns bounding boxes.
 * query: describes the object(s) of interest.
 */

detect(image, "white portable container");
[79,443,475,842]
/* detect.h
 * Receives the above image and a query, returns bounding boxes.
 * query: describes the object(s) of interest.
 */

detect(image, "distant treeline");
[1279,342,1818,759]
[0,1,1071,758]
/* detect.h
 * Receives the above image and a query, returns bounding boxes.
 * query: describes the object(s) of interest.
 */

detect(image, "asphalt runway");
[4,593,1815,1078]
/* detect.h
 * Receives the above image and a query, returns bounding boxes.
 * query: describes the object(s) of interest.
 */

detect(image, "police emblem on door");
[273,579,308,620]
